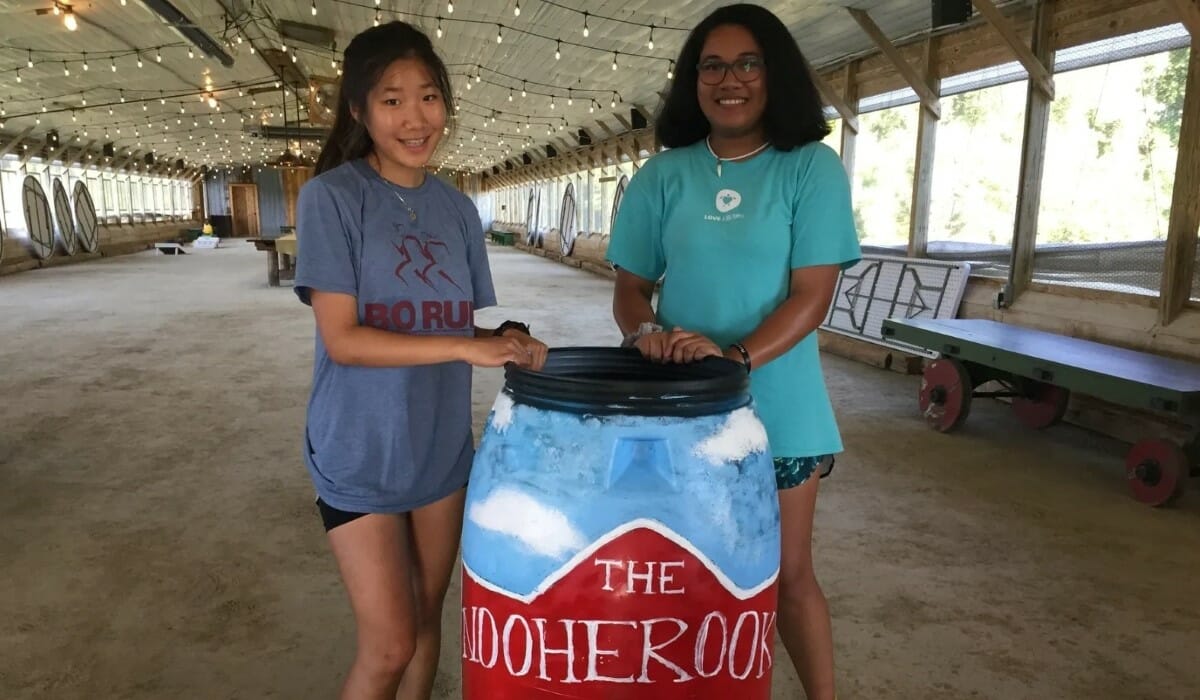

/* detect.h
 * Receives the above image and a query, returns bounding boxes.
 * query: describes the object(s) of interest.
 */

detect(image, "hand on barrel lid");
[632,327,723,365]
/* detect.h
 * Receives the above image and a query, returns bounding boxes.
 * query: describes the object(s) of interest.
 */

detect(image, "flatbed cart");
[881,318,1200,506]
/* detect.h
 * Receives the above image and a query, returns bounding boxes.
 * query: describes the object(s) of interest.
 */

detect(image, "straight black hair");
[315,21,454,175]
[656,3,830,150]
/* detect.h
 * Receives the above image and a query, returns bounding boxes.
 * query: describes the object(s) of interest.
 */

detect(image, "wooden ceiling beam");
[848,8,941,118]
[970,0,1055,99]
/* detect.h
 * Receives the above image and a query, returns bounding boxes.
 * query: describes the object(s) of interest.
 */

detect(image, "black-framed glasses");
[696,57,764,85]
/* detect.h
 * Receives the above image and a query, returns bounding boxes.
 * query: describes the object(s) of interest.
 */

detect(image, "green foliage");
[867,109,909,140]
[948,91,986,128]
[1142,48,1188,147]
[1086,108,1119,158]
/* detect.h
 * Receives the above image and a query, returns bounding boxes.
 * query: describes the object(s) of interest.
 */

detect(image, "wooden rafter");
[970,0,1055,99]
[848,8,941,118]
[0,127,34,159]
[810,68,860,133]
[70,140,96,165]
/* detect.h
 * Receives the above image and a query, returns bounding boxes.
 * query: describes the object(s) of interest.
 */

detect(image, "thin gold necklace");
[369,154,420,222]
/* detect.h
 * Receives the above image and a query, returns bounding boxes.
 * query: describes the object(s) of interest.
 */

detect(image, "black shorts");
[316,498,367,531]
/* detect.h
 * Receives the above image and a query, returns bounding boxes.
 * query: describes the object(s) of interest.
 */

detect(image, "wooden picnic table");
[247,233,296,287]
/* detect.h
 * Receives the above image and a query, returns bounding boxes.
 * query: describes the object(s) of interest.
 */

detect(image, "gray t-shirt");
[294,159,497,513]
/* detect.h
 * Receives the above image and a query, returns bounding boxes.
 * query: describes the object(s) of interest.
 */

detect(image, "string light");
[447,0,454,13]
[555,40,561,60]
[311,0,317,16]
[648,25,655,50]
[582,12,590,37]
[437,17,444,38]
[514,1,521,17]
[612,51,618,71]
[496,24,503,44]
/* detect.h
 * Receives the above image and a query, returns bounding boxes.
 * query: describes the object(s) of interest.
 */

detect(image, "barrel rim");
[504,346,751,417]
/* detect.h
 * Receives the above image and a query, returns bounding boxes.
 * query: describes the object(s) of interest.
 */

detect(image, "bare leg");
[777,476,836,699]
[396,487,468,700]
[328,514,418,700]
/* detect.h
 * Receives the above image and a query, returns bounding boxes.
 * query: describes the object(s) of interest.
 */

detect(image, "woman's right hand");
[633,331,674,363]
[461,335,535,368]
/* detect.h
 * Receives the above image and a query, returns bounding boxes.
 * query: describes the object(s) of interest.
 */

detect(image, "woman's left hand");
[666,327,723,364]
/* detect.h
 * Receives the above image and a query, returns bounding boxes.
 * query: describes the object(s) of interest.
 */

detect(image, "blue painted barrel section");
[461,348,781,698]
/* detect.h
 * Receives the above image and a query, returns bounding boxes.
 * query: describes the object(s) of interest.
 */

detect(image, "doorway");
[229,183,260,238]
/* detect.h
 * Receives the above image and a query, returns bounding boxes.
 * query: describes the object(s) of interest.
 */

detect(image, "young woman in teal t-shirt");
[609,5,861,699]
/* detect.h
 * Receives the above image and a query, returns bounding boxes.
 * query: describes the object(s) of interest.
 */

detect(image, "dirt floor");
[1,242,1197,700]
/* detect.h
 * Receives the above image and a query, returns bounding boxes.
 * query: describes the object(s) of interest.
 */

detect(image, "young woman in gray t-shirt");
[294,20,547,700]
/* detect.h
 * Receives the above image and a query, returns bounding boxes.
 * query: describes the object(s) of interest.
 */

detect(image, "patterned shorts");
[773,455,835,490]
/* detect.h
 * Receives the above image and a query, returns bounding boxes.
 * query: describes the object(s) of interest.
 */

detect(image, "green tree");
[949,91,986,128]
[1086,107,1119,157]
[868,108,909,140]
[1142,48,1188,148]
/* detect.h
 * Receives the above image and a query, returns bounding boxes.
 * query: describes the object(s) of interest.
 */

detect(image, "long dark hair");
[315,21,454,175]
[656,4,830,150]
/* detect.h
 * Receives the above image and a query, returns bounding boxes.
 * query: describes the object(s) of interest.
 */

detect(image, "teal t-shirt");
[606,140,861,458]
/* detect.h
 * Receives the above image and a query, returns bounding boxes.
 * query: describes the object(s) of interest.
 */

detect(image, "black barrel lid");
[503,346,751,417]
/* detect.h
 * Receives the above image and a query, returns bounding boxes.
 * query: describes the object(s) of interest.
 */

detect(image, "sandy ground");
[0,242,1197,700]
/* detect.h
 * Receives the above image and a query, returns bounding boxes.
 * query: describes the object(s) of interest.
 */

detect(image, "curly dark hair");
[656,3,830,150]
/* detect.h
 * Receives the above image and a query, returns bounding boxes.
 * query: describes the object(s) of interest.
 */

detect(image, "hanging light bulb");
[27,50,33,68]
[667,60,674,79]
[555,40,561,60]
[188,47,195,59]
[648,25,655,50]
[568,89,573,106]
[514,1,521,17]
[156,48,162,62]
[64,9,78,31]
[311,0,316,16]
[496,24,503,44]
[447,0,454,13]
[612,52,618,71]
[582,12,589,37]
[111,57,117,72]
[522,81,527,98]
[436,17,444,38]
[82,53,89,71]
[374,10,380,26]
[63,62,70,76]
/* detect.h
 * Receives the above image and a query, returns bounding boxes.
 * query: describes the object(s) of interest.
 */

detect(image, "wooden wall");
[0,220,200,276]
[279,167,314,229]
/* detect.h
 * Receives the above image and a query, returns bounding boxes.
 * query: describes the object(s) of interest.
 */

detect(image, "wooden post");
[1158,41,1200,324]
[909,38,941,258]
[1003,0,1056,307]
[840,62,860,177]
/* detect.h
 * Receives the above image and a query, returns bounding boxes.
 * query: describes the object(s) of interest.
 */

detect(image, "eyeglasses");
[696,57,764,85]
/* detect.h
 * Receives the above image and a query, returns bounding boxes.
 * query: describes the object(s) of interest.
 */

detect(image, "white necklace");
[705,136,769,176]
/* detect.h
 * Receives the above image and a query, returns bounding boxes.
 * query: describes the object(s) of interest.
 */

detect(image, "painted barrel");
[462,347,780,700]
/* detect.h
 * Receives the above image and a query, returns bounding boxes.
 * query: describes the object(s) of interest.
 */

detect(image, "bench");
[247,234,297,287]
[488,230,516,246]
[882,317,1200,506]
[154,242,186,255]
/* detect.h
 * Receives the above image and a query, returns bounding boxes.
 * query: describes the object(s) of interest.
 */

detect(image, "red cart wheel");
[1125,439,1188,507]
[918,359,973,433]
[1012,382,1070,430]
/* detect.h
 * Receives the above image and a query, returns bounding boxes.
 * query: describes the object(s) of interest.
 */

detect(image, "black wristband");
[730,342,752,372]
[494,320,530,337]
